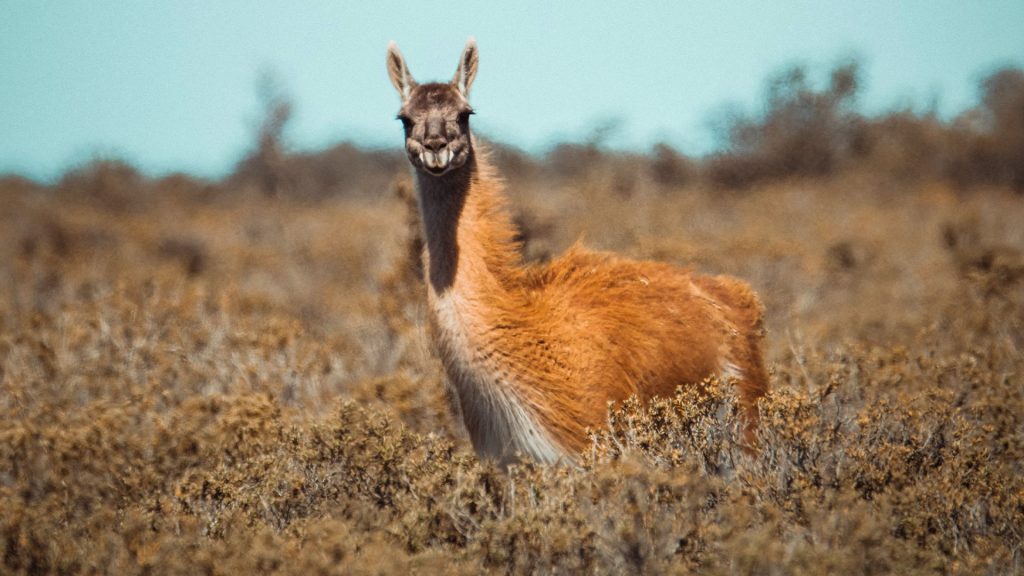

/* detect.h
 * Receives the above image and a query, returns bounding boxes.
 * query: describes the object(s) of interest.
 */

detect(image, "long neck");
[415,146,523,299]
[415,145,573,464]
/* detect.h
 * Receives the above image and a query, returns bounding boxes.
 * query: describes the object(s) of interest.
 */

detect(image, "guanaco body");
[386,39,769,465]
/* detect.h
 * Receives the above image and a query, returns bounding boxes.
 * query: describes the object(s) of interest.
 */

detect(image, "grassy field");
[1,143,1022,574]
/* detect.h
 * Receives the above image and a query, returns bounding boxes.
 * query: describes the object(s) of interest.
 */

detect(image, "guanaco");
[386,38,768,465]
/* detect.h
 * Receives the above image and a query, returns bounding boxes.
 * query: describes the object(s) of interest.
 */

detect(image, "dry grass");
[1,143,1023,574]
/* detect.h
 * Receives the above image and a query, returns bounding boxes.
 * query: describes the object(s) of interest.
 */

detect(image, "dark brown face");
[386,38,479,177]
[397,83,474,176]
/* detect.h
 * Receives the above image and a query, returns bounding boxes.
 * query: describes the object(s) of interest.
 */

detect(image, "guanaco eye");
[457,110,474,124]
[396,115,413,130]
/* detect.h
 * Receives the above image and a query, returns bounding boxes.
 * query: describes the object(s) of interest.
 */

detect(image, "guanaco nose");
[424,136,447,152]
[424,117,447,151]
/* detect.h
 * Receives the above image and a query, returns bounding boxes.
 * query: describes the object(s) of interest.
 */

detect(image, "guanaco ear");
[451,37,478,98]
[386,41,417,101]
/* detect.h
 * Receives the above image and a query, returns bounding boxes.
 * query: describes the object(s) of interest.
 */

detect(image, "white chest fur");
[432,292,567,465]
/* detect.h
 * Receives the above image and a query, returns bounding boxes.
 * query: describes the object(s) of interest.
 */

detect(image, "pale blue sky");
[2,1,1022,181]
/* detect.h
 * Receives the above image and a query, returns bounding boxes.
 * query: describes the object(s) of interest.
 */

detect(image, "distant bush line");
[10,62,1021,198]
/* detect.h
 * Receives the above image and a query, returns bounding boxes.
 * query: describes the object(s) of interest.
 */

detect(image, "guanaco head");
[386,38,478,176]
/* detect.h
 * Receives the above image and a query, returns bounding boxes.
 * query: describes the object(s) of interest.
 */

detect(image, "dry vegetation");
[1,63,1023,574]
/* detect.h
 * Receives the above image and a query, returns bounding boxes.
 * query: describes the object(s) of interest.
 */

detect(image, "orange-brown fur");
[387,39,769,464]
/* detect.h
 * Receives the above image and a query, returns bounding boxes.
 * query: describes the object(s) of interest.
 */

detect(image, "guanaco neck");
[414,144,523,301]
[414,144,574,463]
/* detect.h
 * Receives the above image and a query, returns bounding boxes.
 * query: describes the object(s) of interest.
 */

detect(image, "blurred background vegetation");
[109,59,1023,200]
